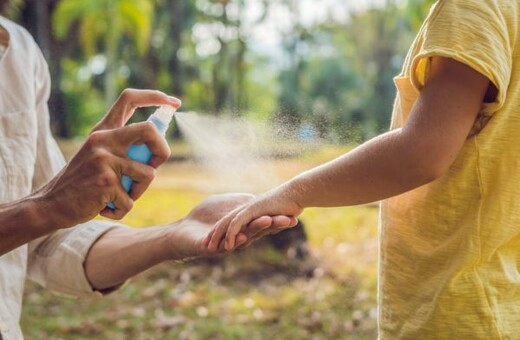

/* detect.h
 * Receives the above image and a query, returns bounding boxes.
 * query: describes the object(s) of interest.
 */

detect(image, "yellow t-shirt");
[380,1,520,338]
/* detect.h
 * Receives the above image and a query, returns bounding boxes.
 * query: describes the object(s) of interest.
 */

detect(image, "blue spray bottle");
[107,105,176,209]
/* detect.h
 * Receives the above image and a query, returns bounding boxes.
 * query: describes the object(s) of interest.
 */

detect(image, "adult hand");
[35,89,181,228]
[204,184,303,252]
[165,193,298,260]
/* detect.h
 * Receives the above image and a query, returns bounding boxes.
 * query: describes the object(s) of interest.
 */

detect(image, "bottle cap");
[147,106,176,135]
[153,105,176,127]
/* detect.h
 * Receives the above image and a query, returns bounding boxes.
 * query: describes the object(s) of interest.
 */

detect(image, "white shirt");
[0,16,120,340]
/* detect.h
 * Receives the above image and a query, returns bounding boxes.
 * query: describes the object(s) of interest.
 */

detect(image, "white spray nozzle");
[152,105,176,127]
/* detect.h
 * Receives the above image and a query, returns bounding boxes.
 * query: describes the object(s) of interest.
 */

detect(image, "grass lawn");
[21,143,379,339]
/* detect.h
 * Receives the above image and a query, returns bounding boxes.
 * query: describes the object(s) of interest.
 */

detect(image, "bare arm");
[84,194,297,291]
[206,57,493,250]
[0,198,56,255]
[286,57,490,207]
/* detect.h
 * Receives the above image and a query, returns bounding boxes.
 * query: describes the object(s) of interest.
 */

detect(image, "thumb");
[92,89,181,132]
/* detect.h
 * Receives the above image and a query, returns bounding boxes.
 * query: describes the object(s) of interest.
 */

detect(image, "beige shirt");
[0,16,121,340]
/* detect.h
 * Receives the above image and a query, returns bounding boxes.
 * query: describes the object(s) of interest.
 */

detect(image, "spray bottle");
[107,105,176,210]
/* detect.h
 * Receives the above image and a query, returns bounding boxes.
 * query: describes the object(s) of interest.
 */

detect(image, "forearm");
[0,197,55,255]
[287,128,439,208]
[84,225,174,291]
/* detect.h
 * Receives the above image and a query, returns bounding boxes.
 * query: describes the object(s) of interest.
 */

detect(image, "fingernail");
[168,96,182,108]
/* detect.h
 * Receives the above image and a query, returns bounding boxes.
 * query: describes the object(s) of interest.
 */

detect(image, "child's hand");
[204,186,303,251]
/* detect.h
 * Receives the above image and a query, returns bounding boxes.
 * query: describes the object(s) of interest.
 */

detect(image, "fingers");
[232,216,271,249]
[232,215,300,250]
[204,212,298,253]
[236,233,248,247]
[209,217,271,252]
[106,122,172,168]
[93,89,182,132]
[263,215,295,236]
[248,216,273,230]
[119,158,156,200]
[238,215,295,248]
[99,184,134,220]
[205,208,241,252]
[271,215,293,228]
[224,211,251,251]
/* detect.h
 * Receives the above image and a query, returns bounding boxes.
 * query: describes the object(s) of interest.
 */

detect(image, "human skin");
[0,89,178,256]
[84,193,297,290]
[205,56,496,251]
[0,87,297,289]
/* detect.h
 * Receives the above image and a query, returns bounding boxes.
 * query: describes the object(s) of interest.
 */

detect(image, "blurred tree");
[348,5,408,133]
[169,0,186,97]
[6,0,436,140]
[52,0,153,106]
[272,1,414,138]
[123,0,198,137]
[18,0,72,137]
[406,0,437,30]
[276,0,313,127]
[192,0,275,116]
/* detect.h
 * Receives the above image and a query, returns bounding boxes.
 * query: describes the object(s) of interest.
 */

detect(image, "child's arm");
[205,56,493,251]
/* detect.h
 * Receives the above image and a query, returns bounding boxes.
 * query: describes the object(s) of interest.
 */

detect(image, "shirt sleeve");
[27,221,127,298]
[411,0,513,116]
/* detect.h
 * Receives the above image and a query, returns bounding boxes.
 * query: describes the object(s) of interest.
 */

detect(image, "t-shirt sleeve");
[411,0,513,116]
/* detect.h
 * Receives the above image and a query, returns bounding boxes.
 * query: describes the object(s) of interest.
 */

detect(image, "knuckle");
[155,149,170,165]
[141,121,157,138]
[163,144,172,159]
[91,148,111,163]
[120,89,139,109]
[125,198,134,211]
[112,212,124,220]
[85,131,103,148]
[97,171,118,188]
[153,89,167,98]
[144,166,156,182]
[120,88,134,100]
[232,214,244,227]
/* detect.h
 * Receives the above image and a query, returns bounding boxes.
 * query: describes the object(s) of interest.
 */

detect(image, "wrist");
[0,196,58,250]
[147,226,178,263]
[164,220,203,262]
[25,195,60,234]
[280,177,307,210]
[32,188,81,231]
[0,196,57,255]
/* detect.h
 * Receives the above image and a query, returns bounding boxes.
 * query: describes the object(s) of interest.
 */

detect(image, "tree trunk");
[104,2,119,107]
[20,0,70,137]
[169,0,184,97]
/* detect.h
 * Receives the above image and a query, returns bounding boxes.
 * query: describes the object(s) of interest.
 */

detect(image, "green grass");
[21,144,379,339]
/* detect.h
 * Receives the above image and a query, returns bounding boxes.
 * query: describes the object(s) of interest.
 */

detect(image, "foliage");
[406,0,438,30]
[52,0,154,105]
[8,0,439,139]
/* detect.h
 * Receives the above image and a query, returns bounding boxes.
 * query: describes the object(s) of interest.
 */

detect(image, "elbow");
[398,130,456,186]
[420,166,446,185]
[412,155,452,186]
